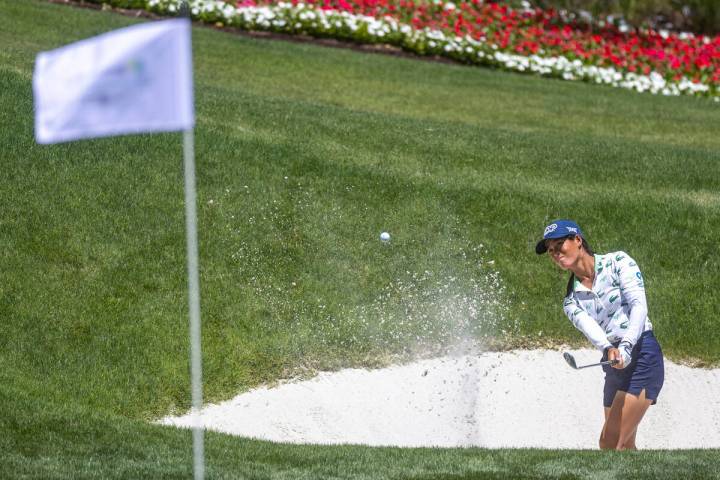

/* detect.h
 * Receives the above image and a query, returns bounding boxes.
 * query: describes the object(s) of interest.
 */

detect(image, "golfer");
[536,220,664,450]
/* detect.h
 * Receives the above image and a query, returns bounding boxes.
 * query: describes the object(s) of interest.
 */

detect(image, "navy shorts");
[602,330,664,408]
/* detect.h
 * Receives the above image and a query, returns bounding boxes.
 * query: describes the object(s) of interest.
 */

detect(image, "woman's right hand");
[607,347,624,369]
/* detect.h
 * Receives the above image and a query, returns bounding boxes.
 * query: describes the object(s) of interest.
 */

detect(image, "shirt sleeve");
[564,296,613,351]
[615,252,648,355]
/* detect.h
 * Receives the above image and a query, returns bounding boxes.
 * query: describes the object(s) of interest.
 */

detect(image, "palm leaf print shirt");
[563,251,652,361]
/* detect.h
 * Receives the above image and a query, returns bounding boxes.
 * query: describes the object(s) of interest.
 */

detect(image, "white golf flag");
[33,18,194,144]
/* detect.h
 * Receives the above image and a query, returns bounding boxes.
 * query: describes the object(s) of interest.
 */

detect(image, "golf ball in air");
[380,232,391,242]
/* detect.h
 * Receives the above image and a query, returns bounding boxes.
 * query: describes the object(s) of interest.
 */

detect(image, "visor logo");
[544,224,557,236]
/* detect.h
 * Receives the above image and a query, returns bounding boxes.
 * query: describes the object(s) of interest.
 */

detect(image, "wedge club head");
[563,352,578,369]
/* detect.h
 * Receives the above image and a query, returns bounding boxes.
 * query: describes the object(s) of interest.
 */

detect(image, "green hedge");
[82,0,148,9]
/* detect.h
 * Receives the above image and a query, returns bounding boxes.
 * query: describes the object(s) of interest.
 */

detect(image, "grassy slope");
[1,1,719,477]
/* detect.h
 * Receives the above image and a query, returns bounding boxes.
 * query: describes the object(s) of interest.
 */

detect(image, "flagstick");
[183,128,205,480]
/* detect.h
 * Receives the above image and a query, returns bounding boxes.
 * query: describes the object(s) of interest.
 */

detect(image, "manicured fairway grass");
[1,0,719,478]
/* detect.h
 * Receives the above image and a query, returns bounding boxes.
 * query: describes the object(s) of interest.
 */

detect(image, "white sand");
[160,349,720,449]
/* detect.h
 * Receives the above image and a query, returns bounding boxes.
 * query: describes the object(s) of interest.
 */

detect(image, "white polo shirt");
[563,251,652,365]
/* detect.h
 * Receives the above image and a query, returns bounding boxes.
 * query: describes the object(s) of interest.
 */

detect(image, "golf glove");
[618,341,633,368]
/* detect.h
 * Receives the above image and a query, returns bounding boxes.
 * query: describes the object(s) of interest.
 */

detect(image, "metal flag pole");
[183,127,205,480]
[178,3,204,479]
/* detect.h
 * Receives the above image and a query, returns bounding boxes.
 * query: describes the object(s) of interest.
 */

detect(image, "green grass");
[1,0,719,478]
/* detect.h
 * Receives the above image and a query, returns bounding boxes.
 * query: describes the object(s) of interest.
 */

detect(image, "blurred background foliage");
[526,0,720,35]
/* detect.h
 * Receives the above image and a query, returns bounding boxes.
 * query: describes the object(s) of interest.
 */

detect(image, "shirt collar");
[572,254,601,293]
[573,276,593,293]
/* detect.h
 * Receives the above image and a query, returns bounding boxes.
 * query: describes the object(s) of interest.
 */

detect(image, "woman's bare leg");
[600,407,613,449]
[599,389,651,450]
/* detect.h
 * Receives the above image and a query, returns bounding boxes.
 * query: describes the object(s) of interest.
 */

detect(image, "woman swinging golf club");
[536,220,664,450]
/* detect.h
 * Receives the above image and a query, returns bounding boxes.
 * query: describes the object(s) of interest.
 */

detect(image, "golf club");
[563,352,619,370]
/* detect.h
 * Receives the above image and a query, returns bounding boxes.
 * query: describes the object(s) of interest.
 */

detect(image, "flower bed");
[137,0,720,99]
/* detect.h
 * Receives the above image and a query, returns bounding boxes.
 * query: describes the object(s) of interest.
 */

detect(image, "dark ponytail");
[565,236,594,297]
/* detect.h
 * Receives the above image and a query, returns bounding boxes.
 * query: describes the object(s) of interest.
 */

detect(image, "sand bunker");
[160,349,720,449]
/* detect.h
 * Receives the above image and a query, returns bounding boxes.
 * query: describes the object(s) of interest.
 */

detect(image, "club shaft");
[577,360,617,369]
